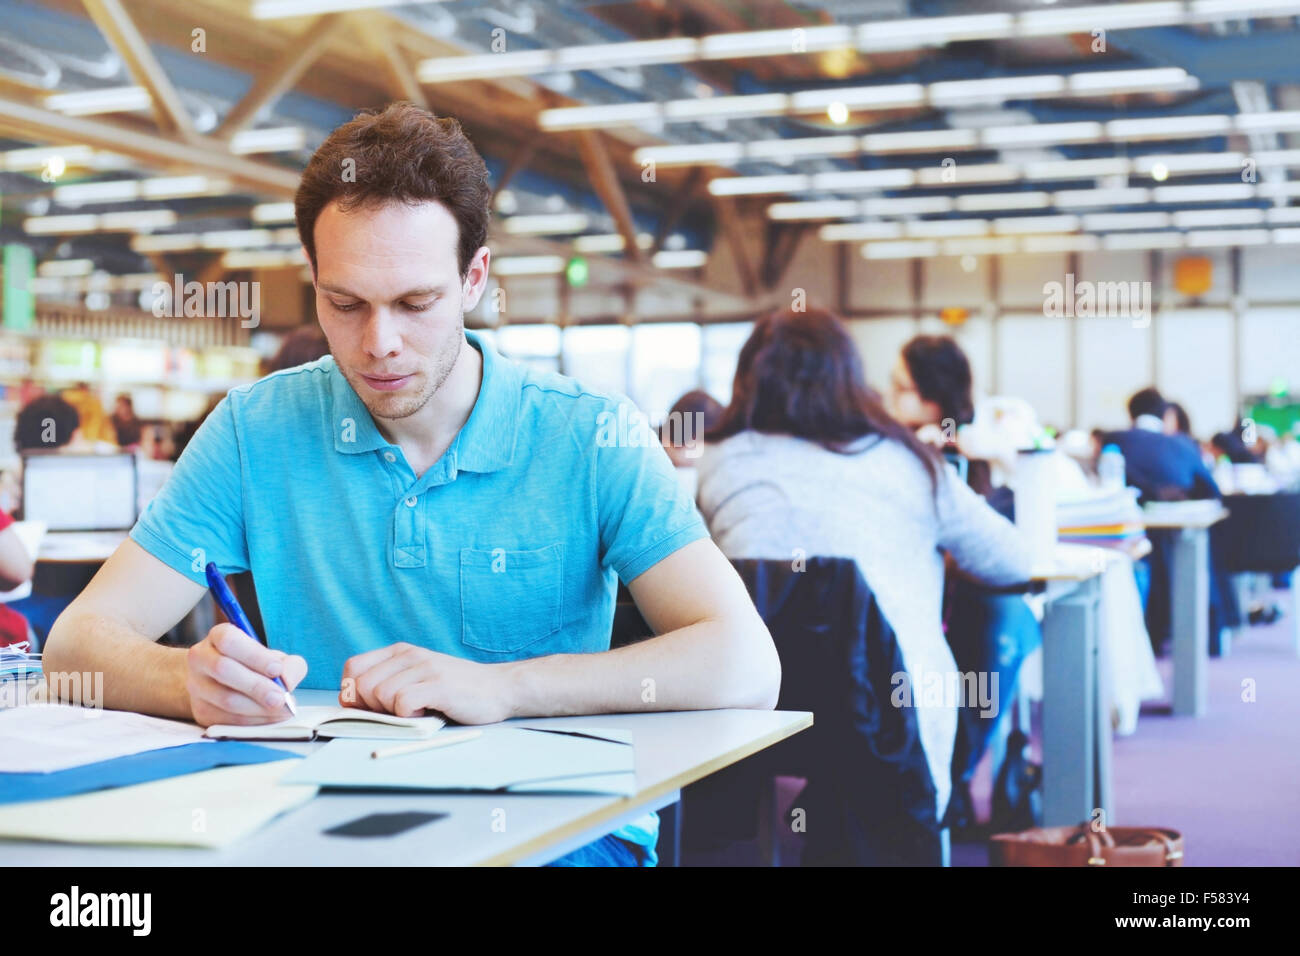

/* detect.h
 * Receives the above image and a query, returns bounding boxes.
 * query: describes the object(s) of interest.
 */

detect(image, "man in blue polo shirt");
[45,103,780,867]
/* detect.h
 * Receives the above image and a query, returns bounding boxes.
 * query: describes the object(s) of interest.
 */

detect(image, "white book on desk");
[204,705,445,741]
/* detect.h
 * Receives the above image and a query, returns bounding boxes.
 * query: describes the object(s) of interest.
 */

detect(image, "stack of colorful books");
[1057,487,1148,549]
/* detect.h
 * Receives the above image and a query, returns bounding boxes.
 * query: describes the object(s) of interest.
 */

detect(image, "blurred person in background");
[264,324,330,375]
[59,382,116,447]
[14,394,80,454]
[1105,387,1220,502]
[658,390,723,500]
[111,394,143,449]
[697,308,1031,833]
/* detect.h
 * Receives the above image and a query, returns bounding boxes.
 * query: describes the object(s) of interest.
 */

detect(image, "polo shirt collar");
[327,331,521,473]
[1135,414,1165,433]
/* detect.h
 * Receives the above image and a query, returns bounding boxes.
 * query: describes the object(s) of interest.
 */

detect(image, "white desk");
[1142,504,1229,717]
[0,690,812,866]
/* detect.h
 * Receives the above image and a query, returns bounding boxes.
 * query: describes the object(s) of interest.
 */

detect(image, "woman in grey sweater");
[696,308,1031,823]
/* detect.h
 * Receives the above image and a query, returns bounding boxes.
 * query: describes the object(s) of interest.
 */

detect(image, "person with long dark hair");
[697,308,1030,827]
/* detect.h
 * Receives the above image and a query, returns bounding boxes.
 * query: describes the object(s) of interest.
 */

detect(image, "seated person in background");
[264,324,330,375]
[1210,424,1260,465]
[1104,387,1219,502]
[658,389,723,500]
[696,308,1031,827]
[15,395,81,454]
[888,334,1043,829]
[1110,389,1236,652]
[110,394,143,449]
[59,382,116,447]
[44,102,779,868]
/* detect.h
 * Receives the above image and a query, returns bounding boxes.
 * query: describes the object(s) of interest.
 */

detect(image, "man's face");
[312,199,488,422]
[887,357,939,428]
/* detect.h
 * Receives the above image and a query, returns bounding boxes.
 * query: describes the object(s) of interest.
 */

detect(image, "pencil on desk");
[371,729,483,760]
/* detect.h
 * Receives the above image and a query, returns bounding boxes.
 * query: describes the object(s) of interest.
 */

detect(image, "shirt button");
[405,496,417,508]
[383,452,396,463]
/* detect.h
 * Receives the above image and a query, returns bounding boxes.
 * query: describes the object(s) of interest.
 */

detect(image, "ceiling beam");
[215,13,347,139]
[712,196,759,298]
[353,14,429,110]
[80,0,196,139]
[653,166,706,256]
[575,128,645,265]
[0,95,301,197]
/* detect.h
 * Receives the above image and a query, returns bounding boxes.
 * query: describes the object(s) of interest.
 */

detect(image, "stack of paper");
[1057,487,1148,548]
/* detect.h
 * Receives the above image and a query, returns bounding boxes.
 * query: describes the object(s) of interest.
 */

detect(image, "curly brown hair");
[294,101,492,278]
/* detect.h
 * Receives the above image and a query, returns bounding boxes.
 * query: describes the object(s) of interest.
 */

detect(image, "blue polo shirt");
[131,330,708,862]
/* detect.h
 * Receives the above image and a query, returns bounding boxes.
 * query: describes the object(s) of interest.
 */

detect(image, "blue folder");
[0,741,300,805]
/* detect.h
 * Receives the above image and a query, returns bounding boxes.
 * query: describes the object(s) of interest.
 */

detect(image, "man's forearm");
[43,612,192,720]
[503,616,780,718]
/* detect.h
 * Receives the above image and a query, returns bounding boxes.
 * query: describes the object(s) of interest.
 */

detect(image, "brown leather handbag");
[990,824,1184,866]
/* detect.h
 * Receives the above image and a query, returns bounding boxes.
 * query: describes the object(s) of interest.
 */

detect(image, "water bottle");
[1098,443,1126,491]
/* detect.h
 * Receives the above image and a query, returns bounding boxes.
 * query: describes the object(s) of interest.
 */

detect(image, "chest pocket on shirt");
[460,543,564,654]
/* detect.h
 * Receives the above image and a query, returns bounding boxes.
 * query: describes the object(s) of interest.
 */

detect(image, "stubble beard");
[343,311,465,423]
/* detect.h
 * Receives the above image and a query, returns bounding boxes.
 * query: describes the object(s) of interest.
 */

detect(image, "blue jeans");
[545,834,651,867]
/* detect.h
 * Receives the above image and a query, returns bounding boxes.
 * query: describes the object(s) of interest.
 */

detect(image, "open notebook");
[204,705,445,741]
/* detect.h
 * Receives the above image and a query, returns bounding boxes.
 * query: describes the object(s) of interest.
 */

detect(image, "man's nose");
[362,309,402,358]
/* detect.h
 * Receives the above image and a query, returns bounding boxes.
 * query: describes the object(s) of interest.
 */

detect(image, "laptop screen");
[22,453,138,532]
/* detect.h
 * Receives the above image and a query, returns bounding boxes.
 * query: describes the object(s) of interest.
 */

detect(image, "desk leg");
[1171,528,1209,717]
[1042,577,1102,827]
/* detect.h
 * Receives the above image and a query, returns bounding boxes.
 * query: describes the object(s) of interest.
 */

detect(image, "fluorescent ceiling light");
[252,202,296,224]
[861,129,979,153]
[1186,229,1271,247]
[1259,182,1300,198]
[929,75,1066,106]
[24,215,98,235]
[1023,158,1132,180]
[1102,232,1185,250]
[1081,212,1172,231]
[982,122,1103,147]
[1266,208,1300,224]
[100,210,178,231]
[1107,115,1233,141]
[1068,67,1193,95]
[955,191,1050,212]
[538,103,661,132]
[940,237,1018,256]
[493,255,567,276]
[665,93,790,121]
[652,250,708,268]
[634,143,746,167]
[1255,149,1300,167]
[131,234,200,253]
[791,84,926,112]
[502,214,590,236]
[701,26,852,59]
[708,174,809,197]
[52,179,140,203]
[1153,184,1256,202]
[863,196,955,215]
[1133,152,1242,173]
[862,240,938,259]
[201,230,273,250]
[1173,209,1264,228]
[38,259,95,277]
[1189,0,1300,17]
[1236,111,1300,133]
[3,145,95,172]
[46,86,151,115]
[571,233,654,253]
[1019,2,1185,35]
[857,14,1014,51]
[768,200,863,221]
[747,136,859,162]
[819,222,905,242]
[993,215,1080,235]
[1022,234,1101,253]
[140,175,219,199]
[1054,187,1151,207]
[222,249,306,269]
[917,163,1020,186]
[557,38,699,70]
[1273,228,1300,244]
[229,126,306,154]
[418,50,555,84]
[811,169,916,190]
[253,0,427,18]
[905,219,989,238]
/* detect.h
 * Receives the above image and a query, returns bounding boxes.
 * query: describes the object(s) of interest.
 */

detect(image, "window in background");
[495,324,560,374]
[563,324,630,397]
[701,322,752,408]
[631,323,701,424]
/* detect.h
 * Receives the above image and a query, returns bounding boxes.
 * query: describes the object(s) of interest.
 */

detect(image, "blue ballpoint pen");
[204,562,298,717]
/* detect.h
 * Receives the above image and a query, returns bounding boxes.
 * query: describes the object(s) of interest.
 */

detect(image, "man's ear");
[461,246,491,312]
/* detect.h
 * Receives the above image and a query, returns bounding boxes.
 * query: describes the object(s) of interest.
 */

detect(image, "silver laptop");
[21,452,139,532]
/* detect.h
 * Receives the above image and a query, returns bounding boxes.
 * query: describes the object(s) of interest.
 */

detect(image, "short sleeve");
[594,399,709,583]
[129,396,249,583]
